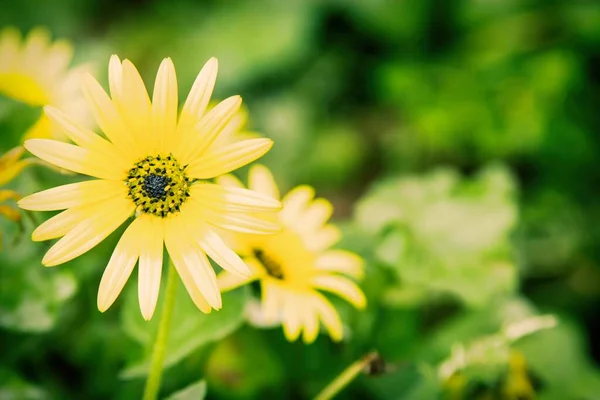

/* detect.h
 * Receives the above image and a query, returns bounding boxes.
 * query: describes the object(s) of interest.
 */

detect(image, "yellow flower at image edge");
[0,147,34,250]
[217,165,366,344]
[0,27,90,140]
[17,56,281,320]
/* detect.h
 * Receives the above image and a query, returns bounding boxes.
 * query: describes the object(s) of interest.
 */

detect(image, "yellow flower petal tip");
[220,165,367,343]
[18,56,277,318]
[0,27,91,140]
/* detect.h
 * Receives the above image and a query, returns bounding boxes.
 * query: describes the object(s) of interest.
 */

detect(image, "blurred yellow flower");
[0,27,90,140]
[0,146,34,250]
[217,165,366,343]
[18,56,281,320]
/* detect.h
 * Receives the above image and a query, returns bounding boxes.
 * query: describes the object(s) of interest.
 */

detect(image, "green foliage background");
[1,0,600,399]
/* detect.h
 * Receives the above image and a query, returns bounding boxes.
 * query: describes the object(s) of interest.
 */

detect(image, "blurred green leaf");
[166,379,207,400]
[120,284,249,379]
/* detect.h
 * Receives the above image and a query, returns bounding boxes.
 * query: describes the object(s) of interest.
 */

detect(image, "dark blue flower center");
[143,174,171,199]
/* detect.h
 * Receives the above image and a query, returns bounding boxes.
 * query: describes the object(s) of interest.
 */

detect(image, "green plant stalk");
[142,261,178,400]
[314,351,379,400]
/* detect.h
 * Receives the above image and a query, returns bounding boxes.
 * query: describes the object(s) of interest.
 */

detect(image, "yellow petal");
[164,216,221,310]
[249,164,280,200]
[44,106,131,165]
[97,216,143,313]
[24,138,126,180]
[190,183,281,213]
[215,174,245,188]
[32,198,124,241]
[108,55,123,100]
[281,185,315,226]
[0,27,20,70]
[261,282,280,322]
[301,299,319,344]
[0,204,20,222]
[303,224,341,252]
[22,114,54,140]
[180,95,242,164]
[312,275,366,309]
[315,250,364,279]
[297,198,333,234]
[138,215,164,320]
[0,189,20,203]
[42,196,134,266]
[185,220,250,276]
[152,58,178,153]
[200,208,280,234]
[81,73,137,156]
[312,292,344,341]
[282,293,302,342]
[176,58,218,154]
[18,180,127,211]
[115,60,152,155]
[186,138,273,180]
[217,270,256,292]
[0,148,32,186]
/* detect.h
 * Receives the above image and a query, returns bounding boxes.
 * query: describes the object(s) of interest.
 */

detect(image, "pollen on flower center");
[253,248,284,280]
[126,154,192,218]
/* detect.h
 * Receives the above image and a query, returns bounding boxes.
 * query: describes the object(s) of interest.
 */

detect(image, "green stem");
[313,351,380,400]
[142,261,178,400]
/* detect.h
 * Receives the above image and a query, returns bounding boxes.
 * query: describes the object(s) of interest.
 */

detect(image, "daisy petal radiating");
[302,299,320,344]
[42,196,134,266]
[181,95,242,164]
[217,270,258,291]
[18,180,127,211]
[313,293,344,341]
[165,217,222,310]
[24,139,126,180]
[282,294,302,342]
[190,183,281,213]
[249,164,280,200]
[137,215,164,320]
[297,198,333,234]
[312,275,366,309]
[261,281,281,323]
[216,173,245,189]
[81,73,136,153]
[44,106,131,164]
[152,58,178,153]
[280,185,314,225]
[186,138,273,180]
[304,224,341,252]
[201,208,280,234]
[32,199,123,241]
[97,217,144,313]
[187,221,250,276]
[315,250,365,279]
[176,57,218,146]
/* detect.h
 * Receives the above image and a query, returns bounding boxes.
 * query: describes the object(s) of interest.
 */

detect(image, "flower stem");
[142,260,178,400]
[313,351,380,400]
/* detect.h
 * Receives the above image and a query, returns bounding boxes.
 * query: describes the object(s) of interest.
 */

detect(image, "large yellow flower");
[0,27,89,140]
[217,165,366,343]
[18,56,281,320]
[0,146,35,250]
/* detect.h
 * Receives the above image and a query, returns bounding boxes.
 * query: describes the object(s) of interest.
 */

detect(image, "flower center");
[253,248,284,280]
[126,154,192,218]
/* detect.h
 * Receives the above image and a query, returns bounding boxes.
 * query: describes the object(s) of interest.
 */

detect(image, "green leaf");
[165,380,207,400]
[120,283,249,379]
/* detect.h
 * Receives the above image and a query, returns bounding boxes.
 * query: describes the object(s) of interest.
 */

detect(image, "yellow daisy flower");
[0,27,89,140]
[217,165,366,343]
[0,146,35,250]
[17,56,282,320]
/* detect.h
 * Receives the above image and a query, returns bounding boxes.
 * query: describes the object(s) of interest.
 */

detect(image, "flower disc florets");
[126,154,192,218]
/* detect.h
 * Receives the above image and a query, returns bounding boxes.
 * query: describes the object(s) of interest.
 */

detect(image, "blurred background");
[1,0,600,399]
